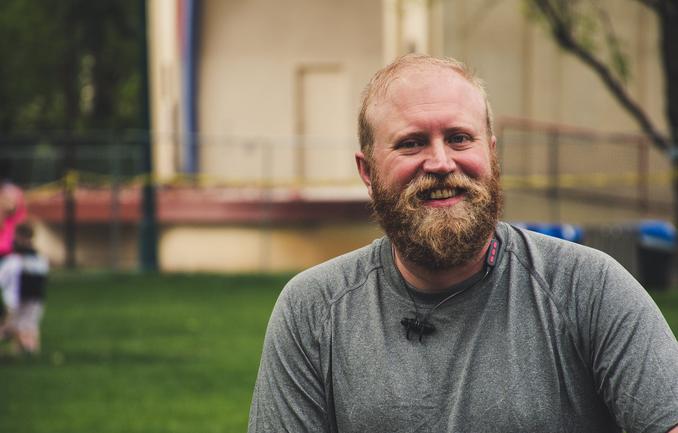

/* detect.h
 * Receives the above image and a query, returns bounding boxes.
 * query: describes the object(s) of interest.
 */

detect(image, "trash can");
[636,220,676,291]
[517,223,584,244]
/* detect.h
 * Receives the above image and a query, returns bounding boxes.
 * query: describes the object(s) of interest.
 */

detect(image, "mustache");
[390,172,487,215]
[403,173,481,199]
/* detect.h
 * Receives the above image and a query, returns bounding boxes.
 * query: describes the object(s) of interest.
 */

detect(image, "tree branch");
[532,0,670,152]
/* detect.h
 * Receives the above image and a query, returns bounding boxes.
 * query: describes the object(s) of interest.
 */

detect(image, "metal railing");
[1,122,674,270]
[497,117,673,214]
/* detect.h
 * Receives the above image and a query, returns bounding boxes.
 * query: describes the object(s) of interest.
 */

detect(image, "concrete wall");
[197,0,383,183]
[159,222,382,272]
[35,220,383,273]
[443,0,665,134]
[33,196,670,271]
[114,0,672,274]
[148,0,668,188]
[34,222,139,270]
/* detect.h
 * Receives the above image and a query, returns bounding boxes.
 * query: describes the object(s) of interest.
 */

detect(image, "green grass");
[651,290,678,332]
[0,272,293,433]
[0,272,676,433]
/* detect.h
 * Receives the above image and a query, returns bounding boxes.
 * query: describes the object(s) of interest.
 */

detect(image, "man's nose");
[422,141,455,175]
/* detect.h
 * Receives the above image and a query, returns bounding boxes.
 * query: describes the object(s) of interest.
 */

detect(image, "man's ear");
[355,151,373,197]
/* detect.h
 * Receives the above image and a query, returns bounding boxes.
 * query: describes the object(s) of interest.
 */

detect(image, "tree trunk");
[659,2,678,228]
[60,8,80,269]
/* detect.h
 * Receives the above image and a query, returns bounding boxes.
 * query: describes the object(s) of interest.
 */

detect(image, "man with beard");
[248,54,678,433]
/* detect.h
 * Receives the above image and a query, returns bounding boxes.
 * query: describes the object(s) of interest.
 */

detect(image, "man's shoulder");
[499,222,645,309]
[288,237,385,290]
[283,237,385,304]
[499,222,628,286]
[498,222,652,335]
[501,222,614,266]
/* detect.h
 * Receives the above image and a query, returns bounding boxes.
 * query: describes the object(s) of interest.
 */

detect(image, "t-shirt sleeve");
[584,259,678,433]
[248,280,331,433]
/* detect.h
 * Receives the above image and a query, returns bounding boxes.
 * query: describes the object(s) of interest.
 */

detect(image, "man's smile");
[417,187,466,202]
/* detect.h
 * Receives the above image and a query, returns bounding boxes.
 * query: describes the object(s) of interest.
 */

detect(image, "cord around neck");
[393,238,500,341]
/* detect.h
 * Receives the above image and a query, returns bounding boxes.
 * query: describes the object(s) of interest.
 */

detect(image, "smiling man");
[248,54,678,433]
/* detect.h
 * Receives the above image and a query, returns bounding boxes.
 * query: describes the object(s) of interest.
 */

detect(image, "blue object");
[637,220,676,251]
[182,0,201,174]
[516,223,584,243]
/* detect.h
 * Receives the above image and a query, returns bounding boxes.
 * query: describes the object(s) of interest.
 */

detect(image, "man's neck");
[393,237,493,293]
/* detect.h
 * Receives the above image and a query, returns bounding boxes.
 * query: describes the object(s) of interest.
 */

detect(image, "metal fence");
[0,132,146,186]
[497,118,673,214]
[1,123,675,270]
[3,124,673,203]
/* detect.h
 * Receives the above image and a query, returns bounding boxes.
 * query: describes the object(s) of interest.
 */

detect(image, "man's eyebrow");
[442,126,475,135]
[391,131,428,145]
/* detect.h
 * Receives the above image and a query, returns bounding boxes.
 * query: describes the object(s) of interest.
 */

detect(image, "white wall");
[197,0,383,183]
[148,0,183,181]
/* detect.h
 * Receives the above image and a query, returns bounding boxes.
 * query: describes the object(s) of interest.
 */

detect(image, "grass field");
[0,272,293,433]
[1,272,677,433]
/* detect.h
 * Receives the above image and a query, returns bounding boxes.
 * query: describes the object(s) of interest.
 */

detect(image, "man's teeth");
[429,188,459,200]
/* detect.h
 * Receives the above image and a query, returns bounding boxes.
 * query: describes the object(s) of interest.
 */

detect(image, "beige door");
[296,65,354,185]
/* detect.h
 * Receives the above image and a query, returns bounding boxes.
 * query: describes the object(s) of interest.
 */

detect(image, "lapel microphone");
[400,239,500,342]
[401,317,435,342]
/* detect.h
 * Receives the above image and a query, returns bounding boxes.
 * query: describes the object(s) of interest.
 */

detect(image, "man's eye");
[448,134,471,144]
[396,140,423,149]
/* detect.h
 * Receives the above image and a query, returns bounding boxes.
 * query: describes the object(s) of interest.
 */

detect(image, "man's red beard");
[371,155,503,270]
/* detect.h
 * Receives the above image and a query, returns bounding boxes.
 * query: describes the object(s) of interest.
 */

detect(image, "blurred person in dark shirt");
[0,221,49,355]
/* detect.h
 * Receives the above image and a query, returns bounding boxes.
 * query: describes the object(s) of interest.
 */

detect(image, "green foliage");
[524,0,631,83]
[606,32,631,83]
[0,272,293,433]
[651,290,678,333]
[0,0,143,133]
[573,6,599,53]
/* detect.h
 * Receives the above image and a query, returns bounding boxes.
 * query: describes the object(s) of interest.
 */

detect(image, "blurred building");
[30,0,673,271]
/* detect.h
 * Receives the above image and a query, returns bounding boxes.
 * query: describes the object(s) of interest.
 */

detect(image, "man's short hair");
[358,54,494,159]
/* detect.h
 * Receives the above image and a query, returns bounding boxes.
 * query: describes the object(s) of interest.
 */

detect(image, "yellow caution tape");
[23,168,677,196]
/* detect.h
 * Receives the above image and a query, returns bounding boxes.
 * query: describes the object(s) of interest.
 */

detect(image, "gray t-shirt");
[249,222,678,433]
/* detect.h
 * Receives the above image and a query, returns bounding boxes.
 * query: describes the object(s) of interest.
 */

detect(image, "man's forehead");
[368,65,485,115]
[369,65,484,109]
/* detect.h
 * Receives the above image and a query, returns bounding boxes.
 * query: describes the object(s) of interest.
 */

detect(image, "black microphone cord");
[395,239,499,342]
